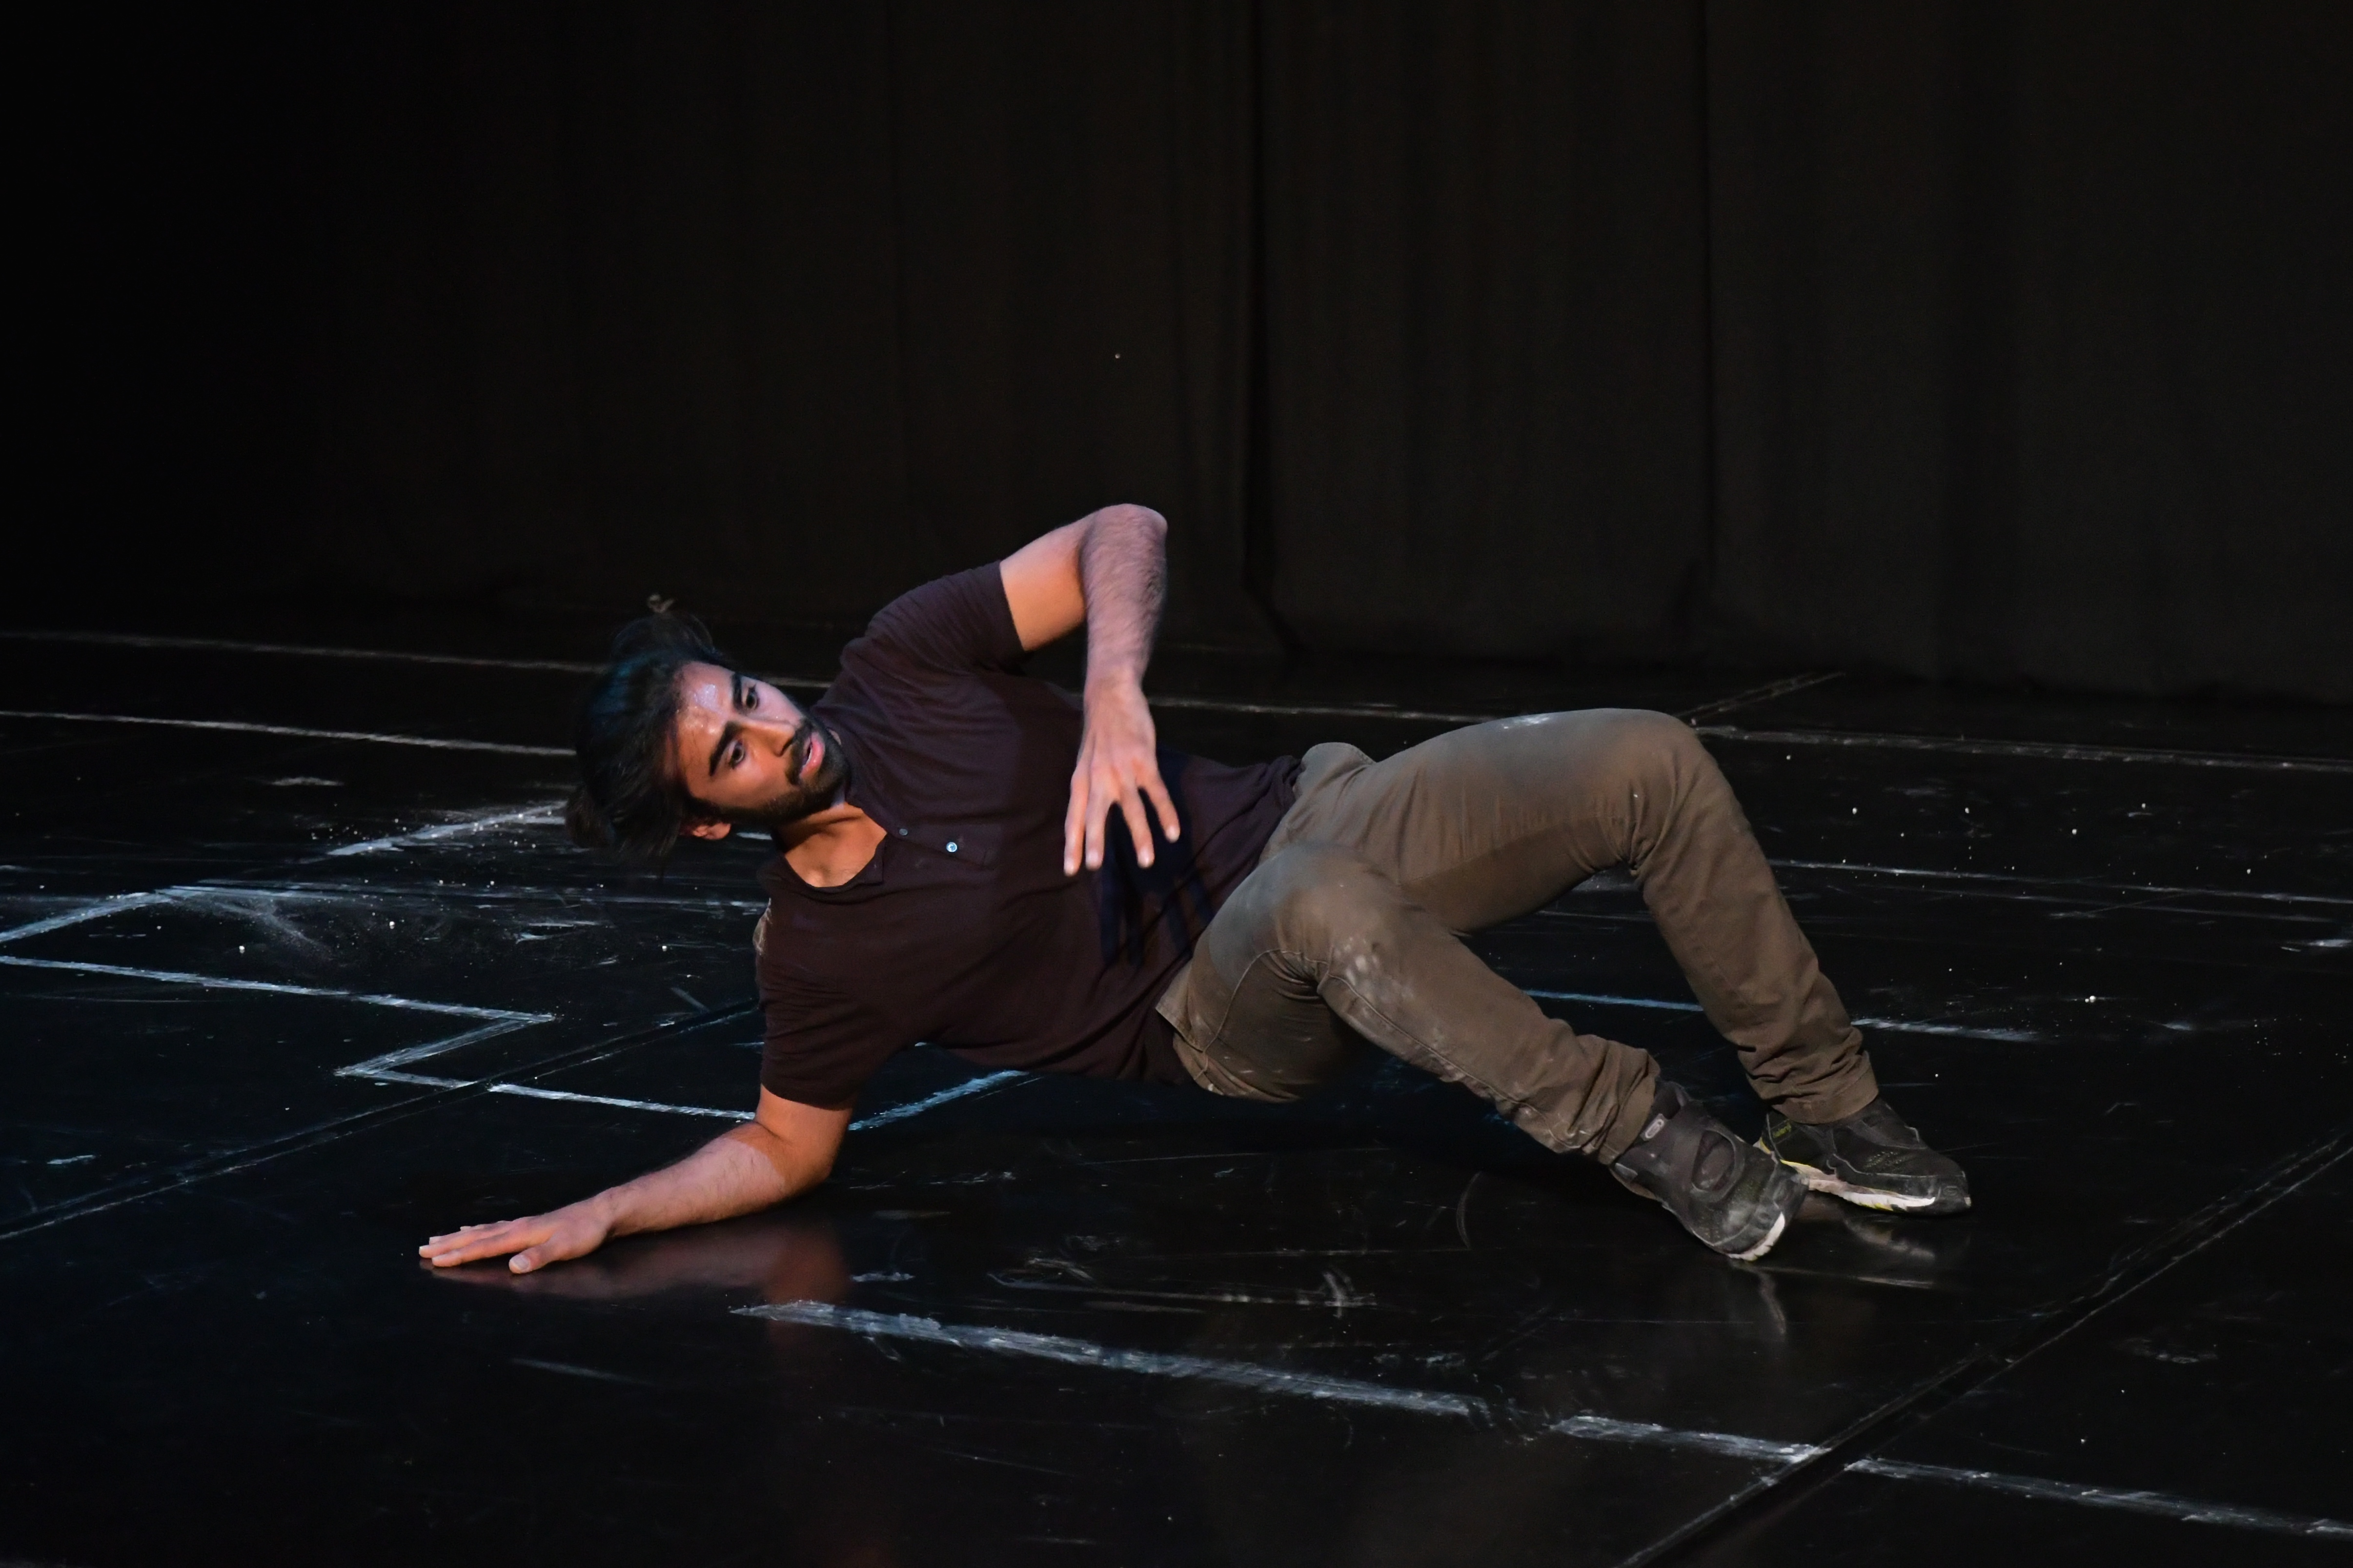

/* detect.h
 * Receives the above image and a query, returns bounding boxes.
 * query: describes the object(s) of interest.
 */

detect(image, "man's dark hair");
[567,608,730,865]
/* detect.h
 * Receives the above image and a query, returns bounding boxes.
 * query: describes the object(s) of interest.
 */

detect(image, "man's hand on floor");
[418,1099,846,1275]
[420,1199,613,1274]
[1067,679,1180,874]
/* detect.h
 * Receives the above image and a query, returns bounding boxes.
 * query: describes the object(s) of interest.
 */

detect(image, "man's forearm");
[1011,503,1177,874]
[592,1123,823,1239]
[1076,504,1167,692]
[423,1099,848,1271]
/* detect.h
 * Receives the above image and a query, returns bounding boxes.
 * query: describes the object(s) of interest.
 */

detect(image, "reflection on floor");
[1,621,2347,1567]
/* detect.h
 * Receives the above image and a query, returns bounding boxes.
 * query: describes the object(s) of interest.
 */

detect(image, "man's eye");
[730,743,746,768]
[745,687,759,708]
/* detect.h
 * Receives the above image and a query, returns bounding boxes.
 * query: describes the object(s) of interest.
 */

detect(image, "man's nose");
[746,715,796,752]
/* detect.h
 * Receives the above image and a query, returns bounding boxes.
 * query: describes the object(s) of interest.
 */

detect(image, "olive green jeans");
[1156,709,1879,1163]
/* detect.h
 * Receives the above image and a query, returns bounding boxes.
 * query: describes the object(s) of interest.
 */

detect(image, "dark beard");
[720,712,851,834]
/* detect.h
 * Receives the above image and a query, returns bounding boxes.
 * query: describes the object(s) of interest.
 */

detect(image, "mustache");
[782,714,843,794]
[784,716,831,786]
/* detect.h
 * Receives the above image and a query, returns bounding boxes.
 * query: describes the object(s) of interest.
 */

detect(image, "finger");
[425,1220,548,1266]
[422,1220,511,1249]
[511,1224,590,1274]
[1083,775,1114,870]
[1062,766,1090,876]
[419,1225,501,1257]
[427,1239,506,1267]
[1115,782,1155,869]
[1141,765,1181,844]
[426,1235,521,1267]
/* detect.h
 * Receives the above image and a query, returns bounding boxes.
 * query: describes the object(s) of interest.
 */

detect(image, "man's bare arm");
[999,503,1178,875]
[418,1089,852,1274]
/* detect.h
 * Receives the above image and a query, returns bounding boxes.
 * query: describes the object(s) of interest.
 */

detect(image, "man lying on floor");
[421,505,1967,1276]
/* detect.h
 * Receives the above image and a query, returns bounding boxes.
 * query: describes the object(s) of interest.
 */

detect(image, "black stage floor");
[1,618,2347,1566]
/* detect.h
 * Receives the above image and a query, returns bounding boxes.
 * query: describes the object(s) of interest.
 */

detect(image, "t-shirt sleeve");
[758,967,908,1110]
[848,563,1027,679]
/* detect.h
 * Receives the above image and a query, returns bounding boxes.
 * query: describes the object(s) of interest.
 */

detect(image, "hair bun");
[607,605,718,663]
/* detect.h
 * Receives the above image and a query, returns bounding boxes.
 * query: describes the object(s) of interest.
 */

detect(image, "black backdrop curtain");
[306,3,1264,643]
[23,1,2353,700]
[1707,2,2353,699]
[1257,3,1713,662]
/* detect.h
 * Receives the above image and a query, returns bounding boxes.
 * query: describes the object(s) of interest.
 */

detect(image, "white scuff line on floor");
[0,629,832,692]
[348,1068,473,1089]
[1144,694,1511,725]
[0,954,552,1022]
[0,881,428,950]
[0,628,609,675]
[485,1083,744,1117]
[0,800,580,950]
[327,802,566,857]
[1546,1414,1819,1464]
[0,890,173,946]
[1039,674,1819,729]
[741,1302,1822,1465]
[848,1071,1024,1130]
[1146,672,1837,727]
[1848,1457,2353,1540]
[0,629,1828,728]
[0,709,568,757]
[1674,672,1846,724]
[0,628,1814,726]
[750,1301,1478,1415]
[345,1065,741,1120]
[231,879,768,912]
[1846,1017,2040,1042]
[336,1019,552,1077]
[1523,989,1705,1014]
[1521,988,2041,1044]
[1770,858,2353,909]
[344,1064,1018,1130]
[6,953,560,1092]
[1702,724,2353,775]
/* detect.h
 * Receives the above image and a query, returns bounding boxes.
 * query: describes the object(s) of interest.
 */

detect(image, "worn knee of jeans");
[1184,844,1397,1099]
[1254,843,1405,974]
[1585,709,1721,869]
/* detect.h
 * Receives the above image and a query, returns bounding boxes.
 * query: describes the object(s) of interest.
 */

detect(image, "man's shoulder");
[843,564,1024,682]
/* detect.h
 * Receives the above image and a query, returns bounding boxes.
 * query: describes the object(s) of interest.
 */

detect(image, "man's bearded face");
[667,662,850,834]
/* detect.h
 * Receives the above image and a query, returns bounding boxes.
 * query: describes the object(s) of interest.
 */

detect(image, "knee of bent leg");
[1589,707,1713,792]
[1248,843,1398,949]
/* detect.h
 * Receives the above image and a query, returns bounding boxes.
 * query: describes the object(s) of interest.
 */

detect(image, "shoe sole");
[1728,1206,1790,1262]
[1611,1163,1802,1260]
[1763,1146,1968,1214]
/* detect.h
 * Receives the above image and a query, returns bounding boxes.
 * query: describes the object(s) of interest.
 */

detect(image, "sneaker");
[1760,1097,1970,1215]
[1610,1083,1808,1261]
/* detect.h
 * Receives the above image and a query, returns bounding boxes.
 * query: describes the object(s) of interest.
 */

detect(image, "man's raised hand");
[420,1200,611,1274]
[996,504,1176,873]
[1064,680,1180,875]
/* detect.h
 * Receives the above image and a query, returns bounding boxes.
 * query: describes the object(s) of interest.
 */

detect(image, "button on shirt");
[756,565,1300,1108]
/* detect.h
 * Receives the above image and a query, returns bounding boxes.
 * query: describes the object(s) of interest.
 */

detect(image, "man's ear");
[685,820,733,841]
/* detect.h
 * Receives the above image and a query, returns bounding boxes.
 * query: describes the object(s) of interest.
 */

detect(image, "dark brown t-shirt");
[756,565,1299,1108]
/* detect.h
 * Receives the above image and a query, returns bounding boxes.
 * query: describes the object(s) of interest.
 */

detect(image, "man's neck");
[776,801,887,888]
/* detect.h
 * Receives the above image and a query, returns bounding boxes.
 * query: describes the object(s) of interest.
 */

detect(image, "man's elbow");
[728,1119,828,1192]
[784,1125,843,1193]
[1096,503,1167,537]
